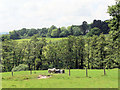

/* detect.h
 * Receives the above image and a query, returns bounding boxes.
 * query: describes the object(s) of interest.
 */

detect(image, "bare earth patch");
[38,75,51,79]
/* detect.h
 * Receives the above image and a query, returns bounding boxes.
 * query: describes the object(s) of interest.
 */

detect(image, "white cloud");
[0,0,115,32]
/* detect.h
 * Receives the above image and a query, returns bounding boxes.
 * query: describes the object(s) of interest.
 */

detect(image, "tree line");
[1,19,109,41]
[1,33,120,72]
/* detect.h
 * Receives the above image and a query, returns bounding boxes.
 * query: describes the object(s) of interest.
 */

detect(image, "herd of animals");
[48,68,65,74]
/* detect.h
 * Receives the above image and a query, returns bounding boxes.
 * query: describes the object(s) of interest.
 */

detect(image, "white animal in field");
[48,68,65,73]
[48,68,56,73]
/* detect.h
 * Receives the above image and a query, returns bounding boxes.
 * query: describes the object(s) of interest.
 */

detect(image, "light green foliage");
[59,27,69,37]
[67,26,73,35]
[107,1,120,67]
[51,29,59,37]
[12,64,29,72]
[86,27,101,37]
[47,25,57,37]
[89,35,98,68]
[107,1,120,41]
[60,27,67,32]
[84,37,91,69]
[59,30,69,37]
[96,34,107,68]
[73,27,82,36]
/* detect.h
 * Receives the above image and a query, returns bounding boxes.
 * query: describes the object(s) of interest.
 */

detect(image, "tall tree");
[67,36,74,76]
[85,37,91,69]
[47,25,57,37]
[81,21,89,35]
[107,0,120,68]
[97,34,108,75]
[108,1,120,41]
[89,35,98,69]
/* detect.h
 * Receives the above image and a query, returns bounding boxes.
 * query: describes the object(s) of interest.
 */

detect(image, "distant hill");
[0,32,9,35]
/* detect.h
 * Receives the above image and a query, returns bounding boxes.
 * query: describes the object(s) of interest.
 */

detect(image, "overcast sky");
[0,0,115,33]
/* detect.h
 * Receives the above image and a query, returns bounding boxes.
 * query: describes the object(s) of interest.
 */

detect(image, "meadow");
[1,69,118,88]
[15,37,67,43]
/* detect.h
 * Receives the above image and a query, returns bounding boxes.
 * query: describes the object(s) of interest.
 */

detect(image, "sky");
[0,0,115,33]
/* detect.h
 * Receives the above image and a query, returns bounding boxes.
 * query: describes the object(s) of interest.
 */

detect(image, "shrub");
[12,64,29,72]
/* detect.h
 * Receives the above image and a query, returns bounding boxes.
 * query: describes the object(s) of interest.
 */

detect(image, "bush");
[12,64,29,72]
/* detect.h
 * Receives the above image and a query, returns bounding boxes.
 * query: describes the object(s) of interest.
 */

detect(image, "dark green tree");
[81,21,89,35]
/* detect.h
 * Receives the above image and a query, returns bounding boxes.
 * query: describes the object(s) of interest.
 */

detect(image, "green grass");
[15,37,67,43]
[1,69,118,88]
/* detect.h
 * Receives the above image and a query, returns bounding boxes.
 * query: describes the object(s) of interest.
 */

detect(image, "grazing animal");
[48,68,56,73]
[55,69,60,73]
[60,70,65,73]
[48,68,65,74]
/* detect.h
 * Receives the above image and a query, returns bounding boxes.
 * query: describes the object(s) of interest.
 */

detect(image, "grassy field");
[1,69,118,88]
[15,37,67,43]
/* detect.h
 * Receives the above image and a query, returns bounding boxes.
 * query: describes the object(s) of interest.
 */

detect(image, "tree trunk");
[69,67,70,76]
[80,53,84,69]
[12,71,13,76]
[86,67,88,77]
[87,54,90,69]
[75,49,79,69]
[40,61,42,70]
[104,68,106,75]
[33,57,36,70]
[28,63,30,70]
[75,59,78,69]
[34,63,35,70]
[88,62,90,69]
[81,58,84,69]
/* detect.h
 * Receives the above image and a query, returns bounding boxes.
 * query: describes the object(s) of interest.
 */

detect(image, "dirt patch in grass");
[38,75,51,79]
